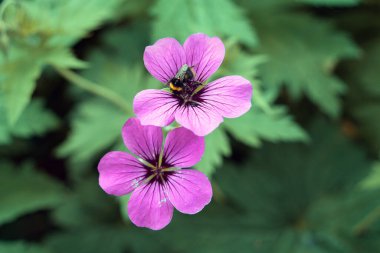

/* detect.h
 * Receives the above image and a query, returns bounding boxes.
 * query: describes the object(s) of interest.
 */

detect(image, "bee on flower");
[134,33,253,136]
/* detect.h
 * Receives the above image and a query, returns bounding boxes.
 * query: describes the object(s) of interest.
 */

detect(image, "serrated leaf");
[0,45,45,124]
[0,241,51,253]
[13,0,122,46]
[217,44,308,147]
[11,98,59,138]
[0,161,65,225]
[217,120,374,248]
[0,98,59,144]
[53,177,119,229]
[152,0,257,47]
[57,99,127,163]
[224,106,308,147]
[0,42,85,125]
[58,26,156,168]
[218,120,370,215]
[46,48,87,69]
[253,12,359,116]
[195,127,231,177]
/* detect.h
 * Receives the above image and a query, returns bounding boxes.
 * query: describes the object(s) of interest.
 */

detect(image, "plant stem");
[55,66,131,114]
[352,206,380,236]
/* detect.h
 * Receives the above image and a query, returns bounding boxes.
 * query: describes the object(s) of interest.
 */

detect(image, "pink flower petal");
[163,127,205,168]
[183,33,225,83]
[200,75,252,118]
[133,89,178,127]
[128,181,174,230]
[165,169,212,214]
[98,151,147,196]
[122,118,163,161]
[174,104,223,136]
[144,38,186,83]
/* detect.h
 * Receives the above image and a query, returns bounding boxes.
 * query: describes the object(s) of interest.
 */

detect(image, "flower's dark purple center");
[167,65,205,107]
[142,156,175,185]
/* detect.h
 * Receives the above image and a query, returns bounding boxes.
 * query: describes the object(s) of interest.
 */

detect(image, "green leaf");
[13,0,123,46]
[360,162,380,190]
[53,177,119,229]
[195,127,231,177]
[0,45,45,124]
[0,241,51,253]
[0,161,65,225]
[217,122,370,219]
[154,120,374,253]
[253,12,359,116]
[0,98,59,144]
[0,42,84,125]
[224,106,309,147]
[99,22,151,65]
[112,0,154,20]
[152,0,257,47]
[58,25,156,169]
[57,98,127,163]
[219,44,308,147]
[0,0,112,125]
[46,48,87,69]
[11,98,59,138]
[0,101,11,144]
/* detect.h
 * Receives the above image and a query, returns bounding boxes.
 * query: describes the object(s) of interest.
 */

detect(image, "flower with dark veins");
[98,118,212,230]
[134,33,253,136]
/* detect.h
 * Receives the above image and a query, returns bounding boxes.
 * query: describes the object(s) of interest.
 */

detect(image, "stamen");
[192,83,206,96]
[161,167,179,172]
[158,148,164,168]
[144,173,156,184]
[138,157,156,170]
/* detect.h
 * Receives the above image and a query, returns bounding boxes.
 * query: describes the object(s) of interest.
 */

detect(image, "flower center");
[141,157,177,185]
[167,64,205,106]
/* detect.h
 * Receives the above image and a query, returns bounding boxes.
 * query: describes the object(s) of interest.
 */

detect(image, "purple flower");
[98,118,212,230]
[134,33,253,136]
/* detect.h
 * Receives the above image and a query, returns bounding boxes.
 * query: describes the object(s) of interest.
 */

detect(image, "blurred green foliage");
[1,0,380,252]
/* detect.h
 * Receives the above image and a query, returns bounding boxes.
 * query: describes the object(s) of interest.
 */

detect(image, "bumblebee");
[168,64,196,93]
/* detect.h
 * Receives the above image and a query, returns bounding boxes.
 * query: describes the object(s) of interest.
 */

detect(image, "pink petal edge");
[143,38,186,83]
[128,181,174,230]
[133,89,177,127]
[98,151,147,196]
[175,104,224,136]
[200,75,252,118]
[184,33,225,83]
[122,118,163,161]
[163,127,205,168]
[165,169,212,214]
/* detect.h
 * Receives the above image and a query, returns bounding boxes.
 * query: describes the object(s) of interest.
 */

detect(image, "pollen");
[131,179,140,189]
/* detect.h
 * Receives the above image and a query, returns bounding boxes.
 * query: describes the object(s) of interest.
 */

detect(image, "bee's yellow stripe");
[169,82,182,91]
